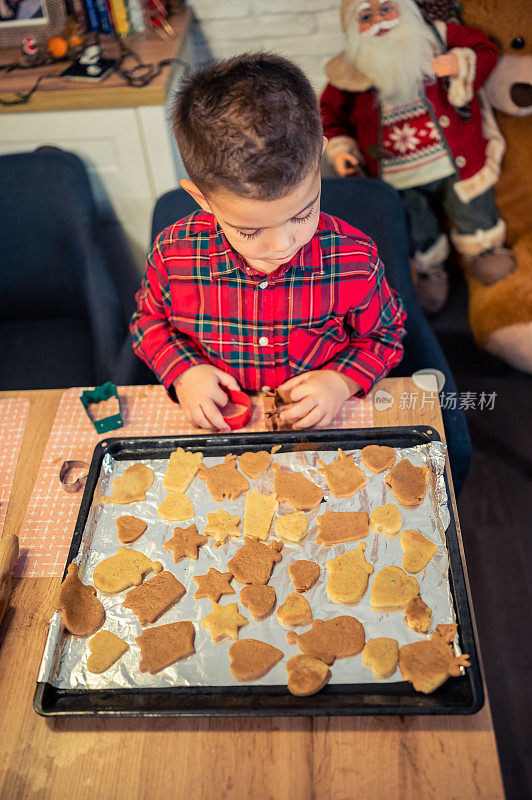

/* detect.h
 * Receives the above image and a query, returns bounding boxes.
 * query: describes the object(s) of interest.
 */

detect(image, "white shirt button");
[455,155,466,167]
[258,336,269,346]
[439,115,450,128]
[258,280,268,289]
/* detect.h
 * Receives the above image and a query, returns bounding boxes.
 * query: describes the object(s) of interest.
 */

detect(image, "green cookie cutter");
[80,382,124,434]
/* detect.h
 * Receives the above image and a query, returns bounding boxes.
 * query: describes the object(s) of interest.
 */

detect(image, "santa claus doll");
[321,0,516,312]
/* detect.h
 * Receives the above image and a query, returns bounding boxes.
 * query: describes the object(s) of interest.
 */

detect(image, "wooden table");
[0,10,192,113]
[0,380,505,800]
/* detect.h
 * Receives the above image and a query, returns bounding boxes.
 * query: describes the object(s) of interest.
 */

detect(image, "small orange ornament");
[67,33,83,48]
[48,36,68,59]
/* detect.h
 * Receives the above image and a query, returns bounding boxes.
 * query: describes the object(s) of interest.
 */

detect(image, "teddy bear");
[459,0,532,372]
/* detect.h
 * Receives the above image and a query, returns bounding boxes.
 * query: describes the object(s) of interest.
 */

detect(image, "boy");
[130,53,407,432]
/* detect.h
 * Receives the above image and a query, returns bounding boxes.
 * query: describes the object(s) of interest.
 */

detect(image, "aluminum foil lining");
[40,440,456,690]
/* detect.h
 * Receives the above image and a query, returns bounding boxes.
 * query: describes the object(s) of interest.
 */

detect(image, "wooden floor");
[453,373,532,800]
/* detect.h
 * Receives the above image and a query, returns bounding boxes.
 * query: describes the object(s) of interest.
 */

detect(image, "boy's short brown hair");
[171,52,323,200]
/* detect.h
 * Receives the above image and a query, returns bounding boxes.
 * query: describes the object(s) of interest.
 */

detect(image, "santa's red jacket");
[320,22,503,202]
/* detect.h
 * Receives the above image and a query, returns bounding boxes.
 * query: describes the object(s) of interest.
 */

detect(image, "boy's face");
[181,164,322,274]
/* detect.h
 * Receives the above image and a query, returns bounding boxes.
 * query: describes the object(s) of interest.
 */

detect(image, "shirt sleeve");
[129,234,206,391]
[322,243,407,395]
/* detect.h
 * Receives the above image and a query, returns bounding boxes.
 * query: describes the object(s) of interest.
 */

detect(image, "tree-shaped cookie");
[316,449,366,497]
[197,454,249,501]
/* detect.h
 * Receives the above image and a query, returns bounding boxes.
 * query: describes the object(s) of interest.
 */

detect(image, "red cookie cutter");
[221,388,251,430]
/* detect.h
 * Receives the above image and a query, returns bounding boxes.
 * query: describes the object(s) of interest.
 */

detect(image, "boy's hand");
[277,371,360,429]
[332,151,359,177]
[173,364,240,432]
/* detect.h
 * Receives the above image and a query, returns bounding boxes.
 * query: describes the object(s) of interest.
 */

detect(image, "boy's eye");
[292,208,315,224]
[237,229,261,240]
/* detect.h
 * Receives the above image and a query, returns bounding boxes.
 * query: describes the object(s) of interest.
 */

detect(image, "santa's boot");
[410,234,450,314]
[451,219,517,286]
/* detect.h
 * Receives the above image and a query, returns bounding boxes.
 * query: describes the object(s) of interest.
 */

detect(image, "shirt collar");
[208,220,325,280]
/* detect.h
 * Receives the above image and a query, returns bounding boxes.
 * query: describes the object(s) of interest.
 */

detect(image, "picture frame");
[0,0,67,49]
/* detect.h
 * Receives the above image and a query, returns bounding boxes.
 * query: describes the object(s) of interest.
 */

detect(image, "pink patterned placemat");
[16,385,374,578]
[0,398,30,535]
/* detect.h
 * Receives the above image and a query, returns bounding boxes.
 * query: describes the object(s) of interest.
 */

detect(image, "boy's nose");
[269,228,296,254]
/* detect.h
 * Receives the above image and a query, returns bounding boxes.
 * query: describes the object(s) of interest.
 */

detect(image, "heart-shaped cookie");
[360,445,395,474]
[239,450,271,479]
[277,592,313,627]
[400,529,438,573]
[87,630,129,674]
[116,515,147,544]
[370,566,419,613]
[286,654,330,696]
[361,637,399,679]
[228,639,283,681]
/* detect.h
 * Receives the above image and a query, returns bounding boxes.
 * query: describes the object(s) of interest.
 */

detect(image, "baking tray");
[34,426,484,716]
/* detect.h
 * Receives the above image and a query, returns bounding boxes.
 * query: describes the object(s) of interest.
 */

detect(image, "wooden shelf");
[0,9,191,113]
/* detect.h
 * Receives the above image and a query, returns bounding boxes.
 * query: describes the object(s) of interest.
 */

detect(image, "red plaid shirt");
[130,211,407,396]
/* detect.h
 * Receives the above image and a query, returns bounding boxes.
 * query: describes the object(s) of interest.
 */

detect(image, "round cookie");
[361,637,399,679]
[286,654,331,696]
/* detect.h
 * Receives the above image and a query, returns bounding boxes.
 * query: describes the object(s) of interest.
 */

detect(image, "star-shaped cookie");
[194,568,235,602]
[201,602,248,643]
[203,508,241,547]
[163,523,207,562]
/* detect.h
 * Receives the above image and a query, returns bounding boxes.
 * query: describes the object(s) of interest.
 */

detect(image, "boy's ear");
[179,179,213,213]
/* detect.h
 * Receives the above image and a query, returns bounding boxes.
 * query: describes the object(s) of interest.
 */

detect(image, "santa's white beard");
[346,9,437,106]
